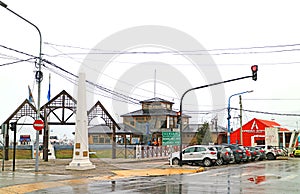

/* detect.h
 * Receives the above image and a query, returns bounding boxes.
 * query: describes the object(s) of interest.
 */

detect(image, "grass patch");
[0,150,32,159]
[55,149,73,159]
[1,149,133,159]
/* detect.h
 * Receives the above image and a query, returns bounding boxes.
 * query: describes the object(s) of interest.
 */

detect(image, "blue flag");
[47,74,51,101]
[28,85,34,103]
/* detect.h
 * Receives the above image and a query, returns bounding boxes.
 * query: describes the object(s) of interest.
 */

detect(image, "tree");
[195,122,212,145]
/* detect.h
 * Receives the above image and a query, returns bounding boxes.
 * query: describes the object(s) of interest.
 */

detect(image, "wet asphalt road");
[1,158,300,193]
[88,158,300,194]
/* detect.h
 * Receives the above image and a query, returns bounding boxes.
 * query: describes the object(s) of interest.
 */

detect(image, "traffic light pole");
[179,75,253,166]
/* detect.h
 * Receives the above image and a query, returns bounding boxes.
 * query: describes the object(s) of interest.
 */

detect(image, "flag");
[28,85,35,103]
[47,73,51,101]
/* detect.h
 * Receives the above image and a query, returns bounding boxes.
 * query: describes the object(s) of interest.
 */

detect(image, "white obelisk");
[67,72,95,170]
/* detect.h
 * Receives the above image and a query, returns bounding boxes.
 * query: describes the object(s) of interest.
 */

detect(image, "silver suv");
[169,145,217,167]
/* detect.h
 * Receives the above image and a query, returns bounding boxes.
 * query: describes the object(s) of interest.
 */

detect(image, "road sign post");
[33,119,44,166]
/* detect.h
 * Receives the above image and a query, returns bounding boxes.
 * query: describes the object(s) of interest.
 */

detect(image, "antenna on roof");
[154,69,156,98]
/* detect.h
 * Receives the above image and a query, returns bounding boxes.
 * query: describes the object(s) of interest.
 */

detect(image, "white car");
[255,145,278,160]
[169,145,217,167]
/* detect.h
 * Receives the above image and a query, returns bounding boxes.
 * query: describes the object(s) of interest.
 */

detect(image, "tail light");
[246,150,251,156]
[225,152,229,156]
[210,152,216,155]
[254,151,257,154]
[259,150,265,153]
[236,150,242,153]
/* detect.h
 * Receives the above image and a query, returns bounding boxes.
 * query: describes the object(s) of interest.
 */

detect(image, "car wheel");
[203,158,212,167]
[216,158,223,166]
[223,159,228,165]
[266,153,276,160]
[172,158,180,165]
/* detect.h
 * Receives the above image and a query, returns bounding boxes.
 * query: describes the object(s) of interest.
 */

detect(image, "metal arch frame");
[1,90,121,162]
[2,99,37,160]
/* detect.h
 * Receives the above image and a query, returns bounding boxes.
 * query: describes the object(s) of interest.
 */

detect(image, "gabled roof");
[256,118,289,132]
[233,118,289,132]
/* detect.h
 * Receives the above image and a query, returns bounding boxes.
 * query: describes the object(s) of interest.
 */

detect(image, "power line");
[42,59,141,105]
[0,57,36,67]
[244,98,300,101]
[44,41,300,55]
[231,107,300,117]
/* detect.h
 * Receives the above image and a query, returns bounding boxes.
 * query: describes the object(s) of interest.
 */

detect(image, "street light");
[227,90,253,144]
[0,1,43,172]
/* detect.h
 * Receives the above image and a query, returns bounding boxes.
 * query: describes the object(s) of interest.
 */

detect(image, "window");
[184,147,195,153]
[99,137,105,143]
[105,137,111,144]
[160,120,167,128]
[196,147,206,152]
[208,147,215,151]
[92,135,99,144]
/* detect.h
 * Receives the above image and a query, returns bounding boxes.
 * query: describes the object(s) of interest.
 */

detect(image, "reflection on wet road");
[5,158,297,193]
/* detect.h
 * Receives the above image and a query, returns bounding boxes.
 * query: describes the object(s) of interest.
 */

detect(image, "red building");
[230,118,289,146]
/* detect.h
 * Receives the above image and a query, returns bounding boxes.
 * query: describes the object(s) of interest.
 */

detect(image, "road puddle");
[248,174,281,184]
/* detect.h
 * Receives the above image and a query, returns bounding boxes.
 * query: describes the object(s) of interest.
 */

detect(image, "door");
[193,146,207,161]
[182,147,196,160]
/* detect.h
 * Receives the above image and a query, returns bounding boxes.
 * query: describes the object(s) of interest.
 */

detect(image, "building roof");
[231,118,290,133]
[185,124,227,133]
[139,97,174,104]
[88,124,144,135]
[121,109,191,118]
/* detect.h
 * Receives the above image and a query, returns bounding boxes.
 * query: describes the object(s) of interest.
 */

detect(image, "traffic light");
[251,65,258,81]
[10,122,16,131]
[176,111,181,126]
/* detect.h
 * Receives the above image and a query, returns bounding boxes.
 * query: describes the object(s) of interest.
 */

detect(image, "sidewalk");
[0,157,204,193]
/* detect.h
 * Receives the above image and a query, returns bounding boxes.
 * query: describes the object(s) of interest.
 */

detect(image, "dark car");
[255,146,266,160]
[247,146,261,161]
[214,145,235,165]
[223,144,247,164]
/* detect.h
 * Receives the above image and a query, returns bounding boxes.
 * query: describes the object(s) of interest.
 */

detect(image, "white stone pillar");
[66,72,95,170]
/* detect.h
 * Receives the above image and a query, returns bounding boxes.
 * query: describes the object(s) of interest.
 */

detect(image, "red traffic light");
[251,65,258,81]
[251,65,258,72]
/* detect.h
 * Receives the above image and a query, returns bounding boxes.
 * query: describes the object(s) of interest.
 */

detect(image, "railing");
[134,145,180,159]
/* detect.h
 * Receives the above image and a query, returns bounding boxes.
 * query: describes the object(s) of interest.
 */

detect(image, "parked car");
[244,147,252,162]
[255,146,266,160]
[293,147,300,157]
[169,145,217,167]
[247,146,261,161]
[223,144,247,163]
[255,145,277,160]
[214,145,235,165]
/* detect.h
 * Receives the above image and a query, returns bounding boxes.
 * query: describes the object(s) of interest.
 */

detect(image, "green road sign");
[162,131,180,146]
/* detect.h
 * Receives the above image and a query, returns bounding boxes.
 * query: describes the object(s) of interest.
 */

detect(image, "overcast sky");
[1,0,300,139]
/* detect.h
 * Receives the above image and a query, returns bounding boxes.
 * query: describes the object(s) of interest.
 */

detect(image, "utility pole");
[239,95,243,145]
